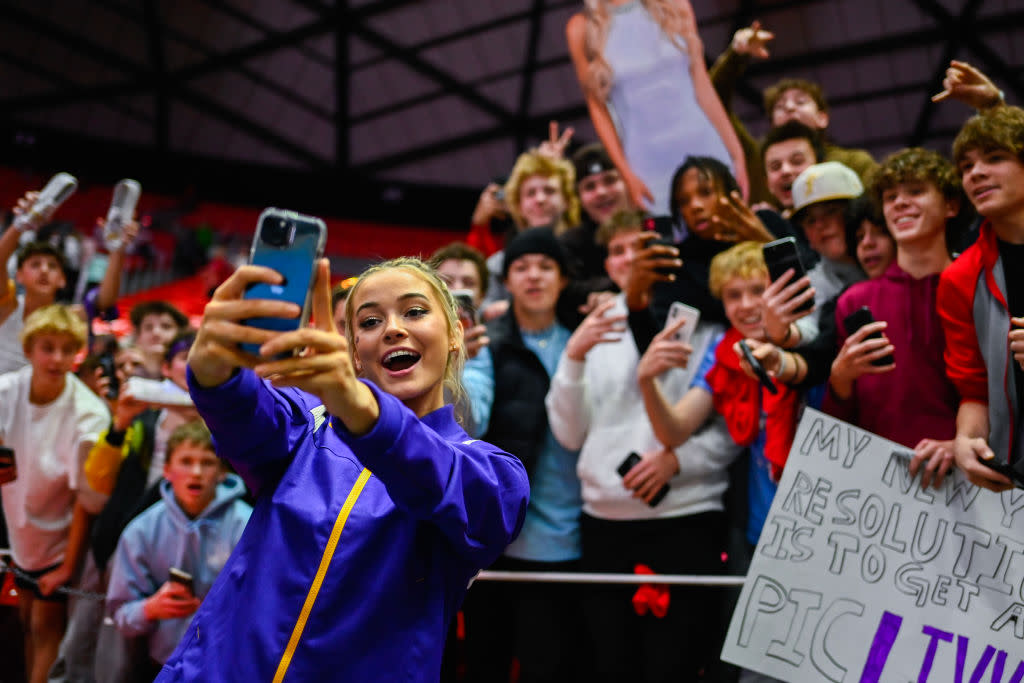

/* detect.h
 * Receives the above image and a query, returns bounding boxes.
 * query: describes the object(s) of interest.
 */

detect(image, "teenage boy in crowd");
[762,121,825,218]
[105,420,250,680]
[430,242,492,437]
[769,161,866,348]
[939,105,1024,491]
[0,191,137,375]
[462,227,585,683]
[826,148,964,487]
[0,305,110,683]
[128,301,189,379]
[559,143,629,290]
[708,23,877,204]
[53,333,198,683]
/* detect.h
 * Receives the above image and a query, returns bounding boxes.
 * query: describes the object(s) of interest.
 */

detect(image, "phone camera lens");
[262,218,294,247]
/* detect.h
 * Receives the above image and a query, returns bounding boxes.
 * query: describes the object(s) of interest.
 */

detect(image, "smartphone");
[13,172,78,232]
[98,352,120,400]
[617,452,670,507]
[842,306,894,367]
[241,208,327,355]
[666,302,700,345]
[762,237,813,313]
[168,567,194,595]
[980,458,1024,489]
[738,340,778,395]
[0,446,16,485]
[103,179,141,250]
[452,289,479,328]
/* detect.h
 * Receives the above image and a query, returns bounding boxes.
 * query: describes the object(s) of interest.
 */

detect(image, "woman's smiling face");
[349,269,455,417]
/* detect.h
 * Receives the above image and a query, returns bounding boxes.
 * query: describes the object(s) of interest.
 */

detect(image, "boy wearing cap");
[462,227,585,682]
[559,144,629,292]
[939,105,1024,491]
[826,148,962,486]
[774,161,866,347]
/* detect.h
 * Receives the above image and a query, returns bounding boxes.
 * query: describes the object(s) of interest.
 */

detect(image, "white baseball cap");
[791,161,864,218]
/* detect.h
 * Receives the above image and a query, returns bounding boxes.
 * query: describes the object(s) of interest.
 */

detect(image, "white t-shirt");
[0,366,110,570]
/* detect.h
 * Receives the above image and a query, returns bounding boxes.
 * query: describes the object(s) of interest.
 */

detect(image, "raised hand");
[710,191,774,243]
[931,60,1003,110]
[624,232,680,311]
[188,265,301,388]
[536,120,575,160]
[471,183,508,226]
[828,321,894,400]
[565,297,626,361]
[731,20,774,59]
[253,260,369,427]
[761,268,814,346]
[636,315,692,383]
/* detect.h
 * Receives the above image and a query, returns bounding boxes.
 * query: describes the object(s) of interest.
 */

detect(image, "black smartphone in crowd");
[762,237,813,313]
[241,208,327,355]
[452,290,479,329]
[980,458,1024,489]
[617,452,670,507]
[738,340,779,395]
[168,567,194,595]
[842,306,894,367]
[97,351,120,400]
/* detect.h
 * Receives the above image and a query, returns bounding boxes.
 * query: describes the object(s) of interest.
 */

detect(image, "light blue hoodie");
[105,473,252,664]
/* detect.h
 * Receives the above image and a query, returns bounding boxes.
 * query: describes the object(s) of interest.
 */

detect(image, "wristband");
[777,350,788,382]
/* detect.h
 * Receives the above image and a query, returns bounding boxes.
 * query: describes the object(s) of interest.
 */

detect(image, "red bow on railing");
[631,564,670,618]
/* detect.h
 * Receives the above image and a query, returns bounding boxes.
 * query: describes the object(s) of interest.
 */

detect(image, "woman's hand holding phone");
[189,265,302,388]
[621,447,678,505]
[254,260,379,435]
[144,581,201,622]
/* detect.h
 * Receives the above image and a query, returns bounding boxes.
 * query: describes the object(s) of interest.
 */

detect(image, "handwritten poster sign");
[721,409,1024,682]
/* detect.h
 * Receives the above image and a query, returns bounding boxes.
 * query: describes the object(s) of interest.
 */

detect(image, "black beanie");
[571,143,615,184]
[502,227,568,278]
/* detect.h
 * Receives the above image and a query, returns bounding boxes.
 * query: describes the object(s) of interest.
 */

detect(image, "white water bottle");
[103,179,141,250]
[12,172,78,233]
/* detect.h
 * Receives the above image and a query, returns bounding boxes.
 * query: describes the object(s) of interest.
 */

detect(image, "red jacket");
[937,221,1021,464]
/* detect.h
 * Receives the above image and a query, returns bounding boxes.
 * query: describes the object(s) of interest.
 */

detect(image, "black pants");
[461,556,588,683]
[579,512,729,683]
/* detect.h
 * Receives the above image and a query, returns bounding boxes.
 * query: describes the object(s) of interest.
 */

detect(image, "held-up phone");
[666,302,700,345]
[452,289,479,329]
[103,179,141,250]
[617,452,670,507]
[97,352,120,400]
[168,567,194,595]
[13,172,78,232]
[842,306,894,367]
[980,459,1024,490]
[241,208,327,355]
[738,340,779,395]
[762,237,813,313]
[0,446,16,485]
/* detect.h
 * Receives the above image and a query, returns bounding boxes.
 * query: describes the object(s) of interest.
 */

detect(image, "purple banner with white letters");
[722,409,1024,682]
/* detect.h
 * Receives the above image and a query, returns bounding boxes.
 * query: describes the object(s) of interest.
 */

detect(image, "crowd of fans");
[0,7,1023,683]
